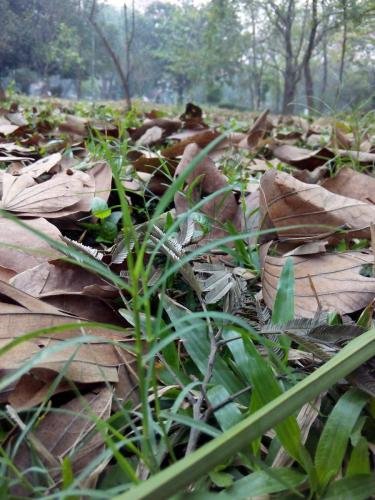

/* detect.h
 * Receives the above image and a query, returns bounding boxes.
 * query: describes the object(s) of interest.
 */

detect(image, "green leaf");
[314,389,368,488]
[223,330,303,465]
[322,475,375,500]
[208,470,233,488]
[272,256,294,324]
[163,298,245,402]
[114,328,375,500]
[346,437,370,477]
[207,385,243,431]
[91,197,111,219]
[214,468,306,499]
[96,219,118,243]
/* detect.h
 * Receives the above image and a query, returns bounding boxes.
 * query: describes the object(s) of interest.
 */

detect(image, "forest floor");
[0,95,374,499]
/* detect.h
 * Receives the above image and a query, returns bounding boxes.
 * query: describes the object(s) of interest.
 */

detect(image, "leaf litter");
[0,98,375,495]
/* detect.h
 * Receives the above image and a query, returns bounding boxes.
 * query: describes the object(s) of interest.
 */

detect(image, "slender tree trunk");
[320,32,328,110]
[176,79,184,105]
[282,61,296,114]
[89,0,132,109]
[75,77,82,99]
[337,0,347,97]
[0,84,5,101]
[304,61,314,111]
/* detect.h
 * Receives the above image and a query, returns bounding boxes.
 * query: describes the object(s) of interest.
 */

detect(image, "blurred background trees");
[0,0,373,113]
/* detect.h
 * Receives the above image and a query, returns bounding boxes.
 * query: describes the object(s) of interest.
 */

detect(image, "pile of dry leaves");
[0,99,374,489]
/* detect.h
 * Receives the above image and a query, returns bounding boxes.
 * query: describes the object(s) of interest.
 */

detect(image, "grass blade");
[114,328,375,500]
[322,475,375,500]
[314,389,368,489]
[271,256,295,324]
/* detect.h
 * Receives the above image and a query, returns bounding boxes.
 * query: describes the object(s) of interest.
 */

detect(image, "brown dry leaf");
[90,161,112,202]
[261,247,375,317]
[272,144,375,169]
[12,387,113,493]
[272,144,335,170]
[59,114,88,137]
[321,167,375,205]
[0,217,64,276]
[260,169,375,241]
[128,118,181,142]
[0,115,20,136]
[331,125,352,150]
[239,109,271,149]
[0,281,133,388]
[174,143,241,242]
[163,129,220,158]
[10,260,121,324]
[0,168,95,218]
[19,152,62,179]
[132,153,178,175]
[136,125,164,147]
[9,369,72,410]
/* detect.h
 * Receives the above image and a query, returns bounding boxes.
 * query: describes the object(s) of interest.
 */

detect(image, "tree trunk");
[0,84,6,101]
[320,33,328,110]
[282,61,296,114]
[304,60,314,111]
[337,0,347,97]
[176,80,184,105]
[89,0,132,109]
[75,77,82,99]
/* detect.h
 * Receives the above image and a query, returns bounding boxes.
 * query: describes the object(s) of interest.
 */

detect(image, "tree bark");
[89,0,132,109]
[337,0,347,97]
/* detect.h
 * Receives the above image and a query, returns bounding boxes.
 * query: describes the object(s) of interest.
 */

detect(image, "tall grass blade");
[114,328,375,500]
[314,389,368,489]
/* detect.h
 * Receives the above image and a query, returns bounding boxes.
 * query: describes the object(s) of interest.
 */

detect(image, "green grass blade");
[223,330,303,464]
[321,474,375,500]
[346,436,371,477]
[114,328,375,500]
[314,389,368,489]
[213,468,306,499]
[271,256,295,324]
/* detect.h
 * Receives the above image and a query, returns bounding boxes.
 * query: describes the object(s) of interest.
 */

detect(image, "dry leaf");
[260,169,375,241]
[174,143,241,242]
[10,260,121,323]
[163,129,220,158]
[321,167,375,204]
[12,387,113,494]
[0,169,95,218]
[238,109,271,149]
[272,144,375,169]
[0,217,63,275]
[261,247,375,317]
[0,281,133,388]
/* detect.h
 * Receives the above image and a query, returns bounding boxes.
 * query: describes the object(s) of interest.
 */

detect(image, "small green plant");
[81,197,122,244]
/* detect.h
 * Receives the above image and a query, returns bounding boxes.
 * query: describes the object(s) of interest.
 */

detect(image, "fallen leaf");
[0,168,95,218]
[0,217,63,275]
[0,281,133,387]
[163,129,220,158]
[261,247,375,317]
[239,109,271,149]
[12,387,113,494]
[174,143,241,242]
[321,167,375,204]
[260,169,375,241]
[271,144,335,170]
[272,144,375,169]
[128,118,181,142]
